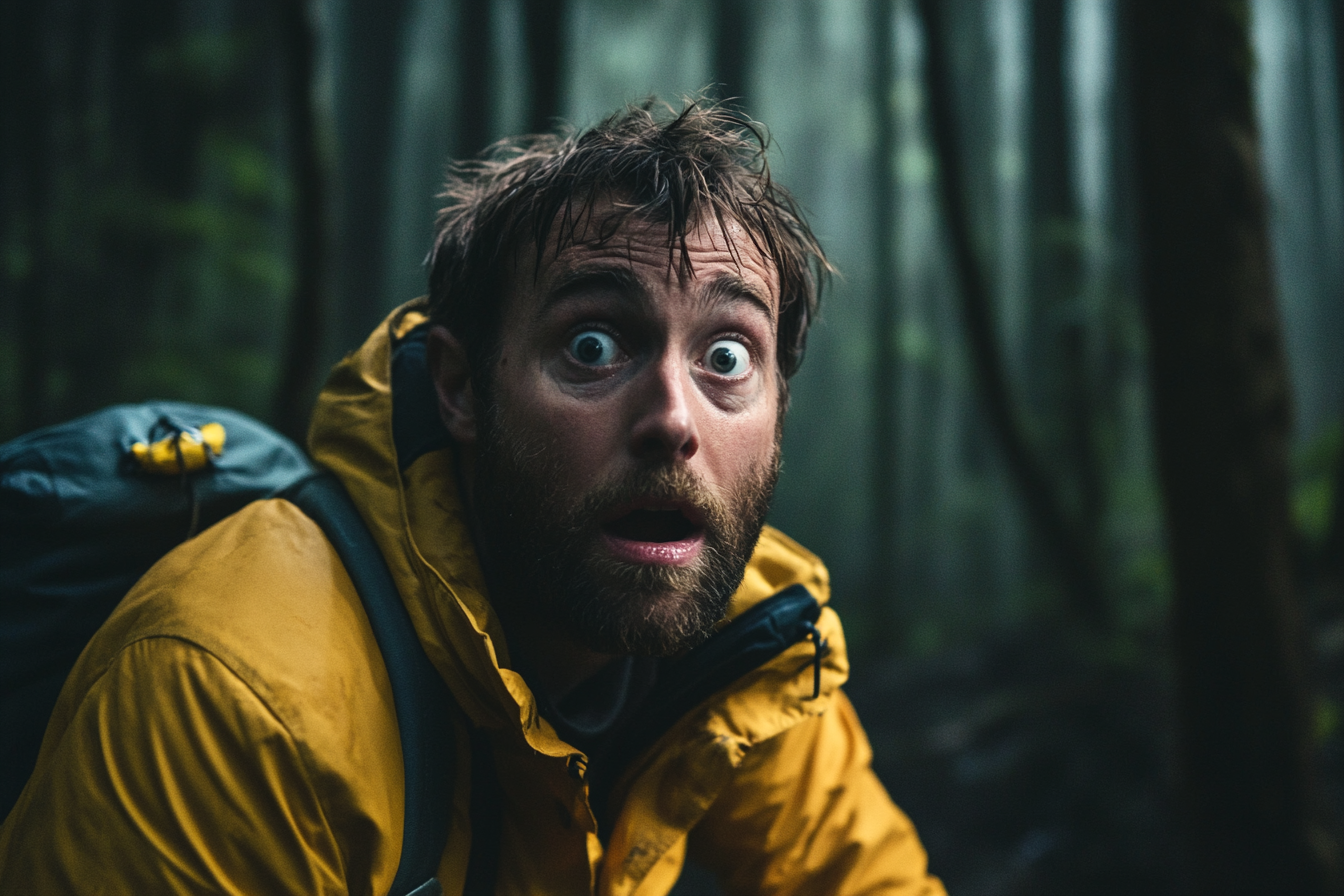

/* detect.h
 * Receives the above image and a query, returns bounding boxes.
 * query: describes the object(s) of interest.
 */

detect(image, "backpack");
[0,401,456,896]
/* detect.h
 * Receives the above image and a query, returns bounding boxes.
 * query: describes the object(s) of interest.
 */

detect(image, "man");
[0,100,942,895]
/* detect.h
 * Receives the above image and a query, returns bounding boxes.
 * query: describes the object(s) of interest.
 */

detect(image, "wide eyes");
[566,331,752,378]
[703,339,751,377]
[568,330,619,366]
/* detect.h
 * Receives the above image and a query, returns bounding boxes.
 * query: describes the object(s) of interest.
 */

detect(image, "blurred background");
[2,0,1342,892]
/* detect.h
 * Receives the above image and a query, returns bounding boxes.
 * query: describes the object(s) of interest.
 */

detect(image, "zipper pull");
[800,620,830,700]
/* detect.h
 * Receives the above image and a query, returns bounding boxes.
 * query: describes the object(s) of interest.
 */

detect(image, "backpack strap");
[462,730,504,896]
[593,583,825,831]
[280,470,819,894]
[281,473,472,896]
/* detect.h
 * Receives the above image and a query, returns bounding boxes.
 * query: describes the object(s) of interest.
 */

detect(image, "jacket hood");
[307,301,848,766]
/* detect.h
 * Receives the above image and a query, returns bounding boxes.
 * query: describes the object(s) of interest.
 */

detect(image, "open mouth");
[599,502,706,565]
[602,506,702,543]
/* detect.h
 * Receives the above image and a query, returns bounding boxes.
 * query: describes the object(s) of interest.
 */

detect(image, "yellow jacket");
[0,306,943,896]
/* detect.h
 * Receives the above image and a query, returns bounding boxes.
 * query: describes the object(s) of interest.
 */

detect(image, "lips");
[599,501,706,565]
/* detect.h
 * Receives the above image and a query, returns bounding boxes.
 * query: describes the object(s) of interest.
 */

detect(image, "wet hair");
[426,96,832,386]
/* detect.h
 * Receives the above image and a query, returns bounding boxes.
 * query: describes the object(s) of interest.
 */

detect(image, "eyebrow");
[701,271,777,328]
[540,263,649,313]
[538,261,777,328]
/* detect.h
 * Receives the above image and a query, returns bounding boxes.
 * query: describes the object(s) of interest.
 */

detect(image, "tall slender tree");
[1328,424,1344,575]
[272,0,327,440]
[2,2,50,434]
[1127,2,1336,891]
[917,0,1107,626]
[868,0,899,644]
[456,0,494,157]
[1324,1,1344,579]
[329,0,411,358]
[64,0,204,420]
[522,0,566,134]
[712,0,754,109]
[1028,0,1105,608]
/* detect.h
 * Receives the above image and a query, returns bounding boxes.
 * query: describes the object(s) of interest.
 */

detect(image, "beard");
[471,405,781,657]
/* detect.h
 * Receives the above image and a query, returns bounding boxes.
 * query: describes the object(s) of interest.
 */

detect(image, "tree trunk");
[456,0,494,157]
[1324,0,1344,578]
[1028,0,1071,233]
[868,0,899,646]
[272,0,327,442]
[522,0,565,133]
[1327,429,1344,575]
[1126,2,1336,891]
[330,0,409,358]
[2,1,50,434]
[1029,0,1106,616]
[712,0,753,110]
[64,0,190,421]
[917,0,1107,627]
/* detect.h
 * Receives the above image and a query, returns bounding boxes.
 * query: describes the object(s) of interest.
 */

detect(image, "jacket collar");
[307,301,845,760]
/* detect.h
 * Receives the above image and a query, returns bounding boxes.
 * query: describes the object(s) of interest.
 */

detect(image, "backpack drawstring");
[171,429,202,538]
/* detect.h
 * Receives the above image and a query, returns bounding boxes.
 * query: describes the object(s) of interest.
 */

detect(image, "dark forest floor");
[847,629,1180,895]
[845,582,1344,896]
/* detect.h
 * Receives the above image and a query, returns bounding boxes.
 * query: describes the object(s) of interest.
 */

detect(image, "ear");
[427,325,477,445]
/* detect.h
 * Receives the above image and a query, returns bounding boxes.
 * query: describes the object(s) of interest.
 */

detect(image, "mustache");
[568,464,728,535]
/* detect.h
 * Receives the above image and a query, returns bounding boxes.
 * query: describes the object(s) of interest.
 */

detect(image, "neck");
[496,608,615,701]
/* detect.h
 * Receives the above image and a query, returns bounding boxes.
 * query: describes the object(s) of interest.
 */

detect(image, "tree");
[1,2,50,434]
[1324,0,1344,581]
[1126,2,1337,891]
[1028,0,1103,569]
[868,0,899,643]
[456,0,494,158]
[329,0,411,359]
[272,0,327,441]
[711,0,754,109]
[918,0,1107,627]
[522,0,566,134]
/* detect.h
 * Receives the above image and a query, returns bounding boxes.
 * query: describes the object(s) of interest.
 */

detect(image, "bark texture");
[273,0,327,441]
[919,0,1108,627]
[3,1,50,431]
[1127,2,1336,891]
[712,0,754,109]
[869,0,899,642]
[330,0,409,356]
[522,0,566,133]
[456,0,494,157]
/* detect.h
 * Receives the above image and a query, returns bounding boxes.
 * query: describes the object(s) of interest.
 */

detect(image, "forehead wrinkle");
[529,219,779,326]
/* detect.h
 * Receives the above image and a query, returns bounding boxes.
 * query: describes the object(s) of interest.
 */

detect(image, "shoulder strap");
[601,584,825,800]
[281,473,466,896]
[281,472,819,894]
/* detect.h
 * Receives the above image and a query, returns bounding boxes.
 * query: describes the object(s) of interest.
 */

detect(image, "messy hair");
[426,97,832,386]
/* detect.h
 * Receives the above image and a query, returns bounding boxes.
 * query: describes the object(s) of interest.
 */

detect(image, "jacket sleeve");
[0,636,350,895]
[686,690,945,896]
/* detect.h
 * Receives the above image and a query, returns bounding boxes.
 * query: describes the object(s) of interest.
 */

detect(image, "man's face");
[469,213,784,657]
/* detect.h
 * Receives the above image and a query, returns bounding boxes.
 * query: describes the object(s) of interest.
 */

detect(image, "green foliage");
[1315,696,1340,746]
[1291,420,1341,549]
[121,345,279,416]
[16,18,298,429]
[3,236,32,282]
[903,616,947,657]
[143,32,252,96]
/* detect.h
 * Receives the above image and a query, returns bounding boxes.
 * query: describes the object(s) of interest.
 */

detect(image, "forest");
[2,0,1343,893]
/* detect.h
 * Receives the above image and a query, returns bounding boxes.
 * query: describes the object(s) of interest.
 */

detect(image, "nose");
[628,354,700,462]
